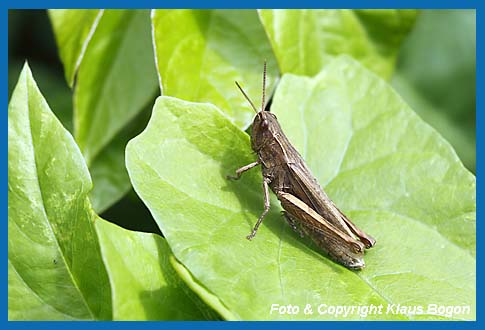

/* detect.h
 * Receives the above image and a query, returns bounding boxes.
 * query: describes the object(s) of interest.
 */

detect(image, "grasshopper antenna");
[235,81,258,113]
[262,59,267,111]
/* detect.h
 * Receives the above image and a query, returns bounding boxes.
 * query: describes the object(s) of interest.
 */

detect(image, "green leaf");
[8,63,111,320]
[48,9,102,87]
[170,257,236,320]
[88,135,131,212]
[259,9,417,79]
[393,10,476,172]
[95,220,217,320]
[392,73,476,174]
[89,107,152,213]
[8,59,73,132]
[8,64,214,320]
[74,8,157,163]
[73,9,158,211]
[126,56,475,320]
[151,9,278,129]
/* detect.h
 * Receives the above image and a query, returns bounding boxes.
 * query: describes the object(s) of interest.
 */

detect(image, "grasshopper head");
[250,110,278,151]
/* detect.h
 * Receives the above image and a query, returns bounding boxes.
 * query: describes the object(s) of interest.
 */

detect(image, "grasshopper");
[227,61,375,270]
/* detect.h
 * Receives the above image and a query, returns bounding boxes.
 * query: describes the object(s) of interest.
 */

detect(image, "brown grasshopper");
[227,61,375,270]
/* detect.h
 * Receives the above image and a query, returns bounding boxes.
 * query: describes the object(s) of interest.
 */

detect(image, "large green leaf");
[8,63,111,320]
[48,9,102,87]
[8,64,214,320]
[393,10,476,172]
[72,9,158,212]
[151,9,278,129]
[259,9,417,79]
[126,56,475,320]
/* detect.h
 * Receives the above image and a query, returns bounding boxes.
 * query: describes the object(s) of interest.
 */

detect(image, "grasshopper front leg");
[227,161,271,240]
[226,161,260,180]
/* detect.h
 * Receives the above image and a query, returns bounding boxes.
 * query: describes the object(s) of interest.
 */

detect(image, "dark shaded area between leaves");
[101,189,162,236]
[8,9,73,131]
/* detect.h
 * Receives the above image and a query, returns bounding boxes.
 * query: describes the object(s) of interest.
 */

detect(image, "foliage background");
[9,9,476,177]
[8,10,160,234]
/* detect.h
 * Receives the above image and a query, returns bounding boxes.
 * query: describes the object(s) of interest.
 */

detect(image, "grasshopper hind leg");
[282,211,305,238]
